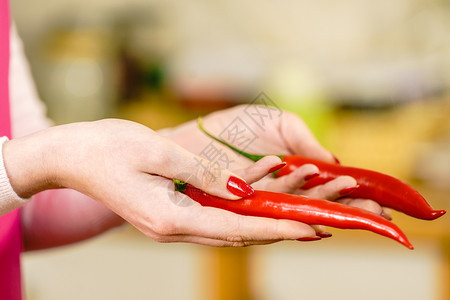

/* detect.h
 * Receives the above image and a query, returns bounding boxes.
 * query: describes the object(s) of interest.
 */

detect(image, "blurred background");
[11,0,450,299]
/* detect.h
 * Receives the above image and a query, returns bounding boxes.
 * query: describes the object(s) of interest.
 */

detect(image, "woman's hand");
[4,119,320,246]
[163,105,391,220]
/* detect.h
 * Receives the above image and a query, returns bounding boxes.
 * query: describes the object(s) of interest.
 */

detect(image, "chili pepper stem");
[173,179,188,193]
[197,117,280,162]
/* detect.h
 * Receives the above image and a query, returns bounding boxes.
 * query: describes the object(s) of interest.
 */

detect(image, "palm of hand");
[165,105,337,192]
[165,105,390,219]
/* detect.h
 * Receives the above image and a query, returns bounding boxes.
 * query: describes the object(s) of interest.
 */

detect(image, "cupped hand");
[163,105,391,219]
[4,119,320,246]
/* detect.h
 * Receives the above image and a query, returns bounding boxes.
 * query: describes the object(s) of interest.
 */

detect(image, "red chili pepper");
[198,118,446,221]
[175,181,413,249]
[278,155,446,220]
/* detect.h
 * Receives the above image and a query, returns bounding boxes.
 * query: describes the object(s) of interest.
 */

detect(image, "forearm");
[1,125,125,250]
[3,121,108,199]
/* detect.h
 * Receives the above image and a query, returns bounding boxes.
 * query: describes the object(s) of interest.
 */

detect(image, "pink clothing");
[0,0,10,135]
[0,0,23,298]
[0,210,22,300]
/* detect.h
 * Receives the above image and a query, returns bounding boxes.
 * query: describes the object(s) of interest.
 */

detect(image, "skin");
[3,106,389,250]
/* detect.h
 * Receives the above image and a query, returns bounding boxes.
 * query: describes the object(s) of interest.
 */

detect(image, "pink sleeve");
[0,137,30,215]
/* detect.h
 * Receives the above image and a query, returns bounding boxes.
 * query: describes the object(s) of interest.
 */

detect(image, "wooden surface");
[202,247,252,300]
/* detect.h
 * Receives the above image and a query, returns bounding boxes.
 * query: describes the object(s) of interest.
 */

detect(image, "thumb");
[281,112,337,163]
[156,142,254,200]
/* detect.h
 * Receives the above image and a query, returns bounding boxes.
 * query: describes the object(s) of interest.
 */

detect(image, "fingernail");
[268,162,286,173]
[304,172,320,181]
[297,236,322,242]
[227,176,255,197]
[317,232,332,238]
[332,154,341,165]
[339,186,358,196]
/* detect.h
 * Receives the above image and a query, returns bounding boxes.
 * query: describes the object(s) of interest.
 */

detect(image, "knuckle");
[193,160,219,187]
[151,218,178,237]
[234,241,252,247]
[225,235,244,243]
[281,173,301,192]
[273,220,285,239]
[272,220,298,240]
[225,236,250,247]
[338,175,357,186]
[284,176,299,190]
[222,215,251,247]
[361,200,382,214]
[152,235,172,243]
[314,185,330,198]
[300,164,319,176]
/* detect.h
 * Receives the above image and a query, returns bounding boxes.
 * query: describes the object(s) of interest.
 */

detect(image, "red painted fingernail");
[297,236,322,242]
[317,232,332,238]
[304,172,320,181]
[332,154,341,164]
[268,162,286,173]
[227,176,255,197]
[339,186,358,196]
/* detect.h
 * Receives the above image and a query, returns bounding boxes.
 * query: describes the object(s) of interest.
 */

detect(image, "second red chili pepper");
[278,155,446,220]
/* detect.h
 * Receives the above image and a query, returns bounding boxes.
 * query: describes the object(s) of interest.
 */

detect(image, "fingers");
[381,207,393,220]
[233,155,283,184]
[265,164,319,194]
[234,160,327,236]
[337,198,393,220]
[159,198,318,244]
[298,174,391,220]
[155,140,254,200]
[157,233,330,246]
[280,112,336,163]
[126,169,322,248]
[300,175,357,200]
[152,234,282,247]
[311,225,326,234]
[298,174,392,221]
[337,198,382,214]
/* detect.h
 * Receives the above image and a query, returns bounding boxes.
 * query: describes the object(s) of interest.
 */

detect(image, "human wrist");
[0,137,31,213]
[2,129,62,198]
